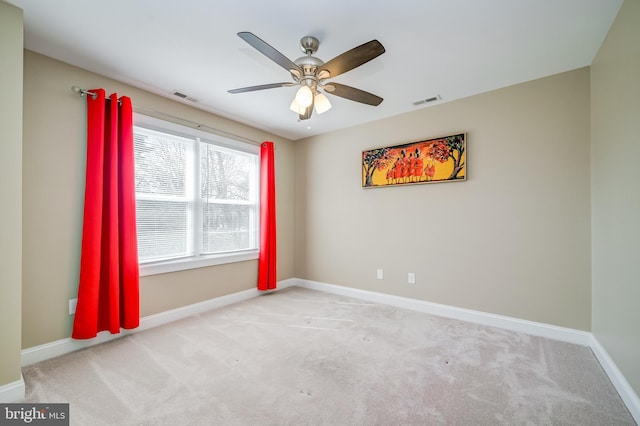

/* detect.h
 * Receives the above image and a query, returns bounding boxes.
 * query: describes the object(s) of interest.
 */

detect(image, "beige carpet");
[22,287,634,425]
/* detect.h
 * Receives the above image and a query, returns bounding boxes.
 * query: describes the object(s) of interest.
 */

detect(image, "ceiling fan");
[228,32,385,120]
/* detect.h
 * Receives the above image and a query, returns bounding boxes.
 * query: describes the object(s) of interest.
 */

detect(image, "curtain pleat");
[258,141,277,291]
[72,89,140,339]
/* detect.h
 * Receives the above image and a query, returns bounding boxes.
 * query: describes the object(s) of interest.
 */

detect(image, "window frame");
[133,114,260,277]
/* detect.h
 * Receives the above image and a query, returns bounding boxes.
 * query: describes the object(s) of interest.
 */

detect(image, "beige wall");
[0,1,23,389]
[591,0,640,395]
[295,68,592,330]
[13,0,639,400]
[22,50,295,348]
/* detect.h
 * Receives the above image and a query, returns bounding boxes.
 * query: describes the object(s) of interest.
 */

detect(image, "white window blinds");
[133,118,259,268]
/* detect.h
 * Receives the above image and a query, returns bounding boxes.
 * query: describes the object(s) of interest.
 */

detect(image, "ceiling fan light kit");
[314,92,332,114]
[295,85,313,108]
[290,88,331,115]
[229,32,385,121]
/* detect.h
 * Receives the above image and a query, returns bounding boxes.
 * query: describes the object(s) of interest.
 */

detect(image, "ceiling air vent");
[172,90,198,103]
[412,95,441,106]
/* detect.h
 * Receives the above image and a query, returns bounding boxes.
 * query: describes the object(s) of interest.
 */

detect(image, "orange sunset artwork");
[362,133,466,187]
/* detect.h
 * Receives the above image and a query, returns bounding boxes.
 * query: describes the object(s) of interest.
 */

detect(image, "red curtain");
[72,89,140,339]
[258,141,277,290]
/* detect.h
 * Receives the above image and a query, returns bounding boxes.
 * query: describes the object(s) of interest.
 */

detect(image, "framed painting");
[362,132,466,188]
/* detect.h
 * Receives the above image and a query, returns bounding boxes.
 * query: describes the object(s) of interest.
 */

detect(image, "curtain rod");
[71,85,261,146]
[71,85,97,100]
[71,86,123,105]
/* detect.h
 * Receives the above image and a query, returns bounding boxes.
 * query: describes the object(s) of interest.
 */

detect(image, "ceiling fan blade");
[238,32,301,74]
[299,98,314,120]
[228,82,295,94]
[324,83,383,106]
[319,40,385,78]
[299,106,313,120]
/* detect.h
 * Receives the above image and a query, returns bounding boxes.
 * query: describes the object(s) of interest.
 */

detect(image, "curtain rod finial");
[72,86,98,100]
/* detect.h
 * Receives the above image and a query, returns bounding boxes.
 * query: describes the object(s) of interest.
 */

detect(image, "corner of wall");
[0,0,24,396]
[0,376,25,403]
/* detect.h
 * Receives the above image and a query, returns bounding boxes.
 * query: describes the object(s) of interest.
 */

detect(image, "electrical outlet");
[377,269,384,280]
[408,273,416,284]
[69,298,77,315]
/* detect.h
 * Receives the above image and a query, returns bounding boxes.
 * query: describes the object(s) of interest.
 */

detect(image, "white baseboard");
[21,278,297,367]
[18,277,638,424]
[293,278,639,424]
[590,334,640,422]
[275,277,298,289]
[294,279,591,345]
[0,375,25,403]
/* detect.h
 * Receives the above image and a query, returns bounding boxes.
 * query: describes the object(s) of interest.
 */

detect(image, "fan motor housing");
[296,36,324,77]
[295,55,324,69]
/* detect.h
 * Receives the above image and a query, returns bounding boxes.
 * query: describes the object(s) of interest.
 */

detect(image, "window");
[133,115,259,276]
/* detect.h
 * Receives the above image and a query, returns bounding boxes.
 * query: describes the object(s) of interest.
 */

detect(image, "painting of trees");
[362,133,466,187]
[362,147,393,187]
[426,134,465,180]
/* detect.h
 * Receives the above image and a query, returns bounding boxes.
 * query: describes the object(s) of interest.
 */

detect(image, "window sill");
[139,250,259,277]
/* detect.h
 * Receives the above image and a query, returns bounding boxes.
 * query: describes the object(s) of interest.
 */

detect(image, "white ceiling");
[9,0,622,141]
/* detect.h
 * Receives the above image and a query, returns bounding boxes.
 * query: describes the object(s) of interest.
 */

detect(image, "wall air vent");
[172,90,198,103]
[412,94,441,106]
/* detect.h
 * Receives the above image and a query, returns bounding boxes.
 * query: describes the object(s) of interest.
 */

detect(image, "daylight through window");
[133,115,259,275]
